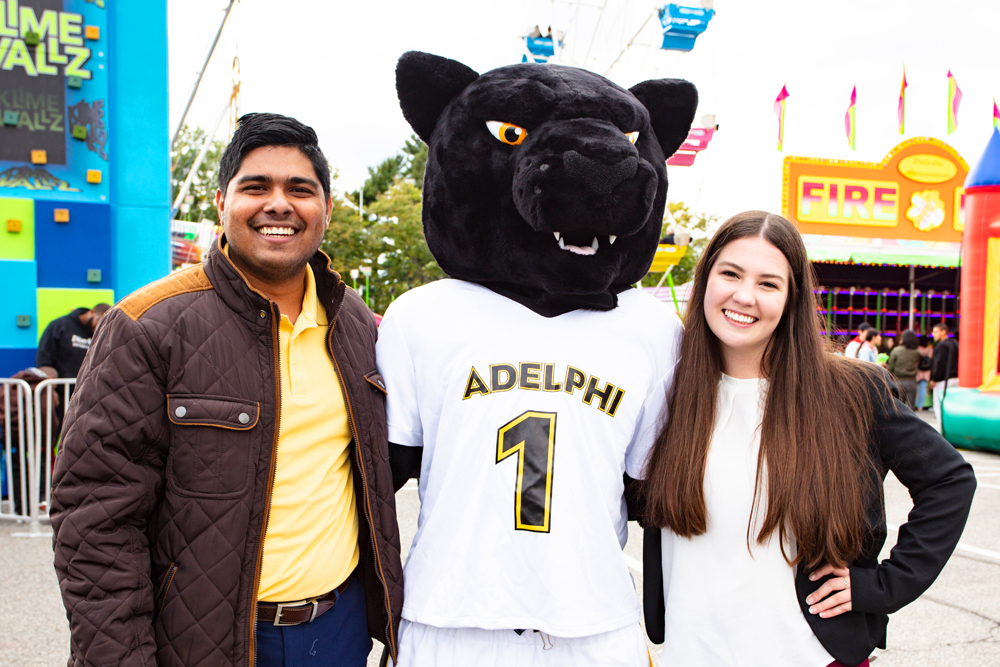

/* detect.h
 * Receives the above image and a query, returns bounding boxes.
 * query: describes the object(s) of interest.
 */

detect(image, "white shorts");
[391,619,652,667]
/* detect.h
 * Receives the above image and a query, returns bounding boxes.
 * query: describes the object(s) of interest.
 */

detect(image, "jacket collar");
[203,235,346,326]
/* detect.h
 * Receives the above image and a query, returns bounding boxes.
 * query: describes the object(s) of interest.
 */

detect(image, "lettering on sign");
[797,177,898,227]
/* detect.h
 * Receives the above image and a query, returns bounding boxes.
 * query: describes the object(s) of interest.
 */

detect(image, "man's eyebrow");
[286,176,320,188]
[236,174,271,185]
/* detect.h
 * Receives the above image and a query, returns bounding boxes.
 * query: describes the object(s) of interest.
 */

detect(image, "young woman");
[887,329,921,407]
[640,212,976,667]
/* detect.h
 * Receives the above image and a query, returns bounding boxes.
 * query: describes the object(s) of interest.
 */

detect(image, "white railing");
[0,378,35,524]
[34,379,76,523]
[0,377,76,536]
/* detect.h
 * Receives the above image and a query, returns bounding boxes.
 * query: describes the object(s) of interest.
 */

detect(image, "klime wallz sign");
[0,1,170,377]
[782,138,968,243]
[0,0,109,202]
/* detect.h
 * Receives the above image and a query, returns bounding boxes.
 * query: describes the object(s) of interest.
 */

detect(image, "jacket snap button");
[259,310,267,319]
[175,406,187,418]
[238,412,250,424]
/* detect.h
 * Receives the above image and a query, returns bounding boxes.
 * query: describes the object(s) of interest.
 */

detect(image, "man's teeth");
[258,226,297,237]
[724,309,757,325]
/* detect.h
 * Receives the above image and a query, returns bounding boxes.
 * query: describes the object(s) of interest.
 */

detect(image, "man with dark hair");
[51,113,403,667]
[36,303,111,380]
[930,322,959,421]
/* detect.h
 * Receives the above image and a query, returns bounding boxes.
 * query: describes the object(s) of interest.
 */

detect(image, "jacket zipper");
[326,309,398,663]
[153,562,178,620]
[248,301,282,667]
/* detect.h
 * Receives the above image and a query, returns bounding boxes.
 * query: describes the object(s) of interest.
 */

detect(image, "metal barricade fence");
[34,378,76,524]
[0,378,35,523]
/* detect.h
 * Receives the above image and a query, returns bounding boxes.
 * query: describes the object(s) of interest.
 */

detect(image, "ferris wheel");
[520,1,714,86]
[519,1,719,167]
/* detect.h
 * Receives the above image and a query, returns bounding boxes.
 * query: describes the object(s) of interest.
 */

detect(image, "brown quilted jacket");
[50,242,403,667]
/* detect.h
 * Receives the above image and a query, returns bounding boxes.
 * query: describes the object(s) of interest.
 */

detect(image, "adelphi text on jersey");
[462,362,625,417]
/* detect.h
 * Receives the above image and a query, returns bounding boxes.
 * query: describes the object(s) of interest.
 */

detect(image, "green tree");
[323,179,442,314]
[171,124,225,222]
[401,134,428,189]
[348,155,406,206]
[641,202,719,288]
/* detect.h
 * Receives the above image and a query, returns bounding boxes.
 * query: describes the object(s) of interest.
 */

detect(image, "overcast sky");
[168,0,1000,220]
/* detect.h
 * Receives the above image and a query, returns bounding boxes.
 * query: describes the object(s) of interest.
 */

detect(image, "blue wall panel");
[109,1,171,298]
[0,261,38,348]
[35,202,112,289]
[0,348,39,377]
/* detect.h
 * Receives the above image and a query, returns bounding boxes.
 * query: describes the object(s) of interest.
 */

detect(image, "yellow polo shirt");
[257,264,360,602]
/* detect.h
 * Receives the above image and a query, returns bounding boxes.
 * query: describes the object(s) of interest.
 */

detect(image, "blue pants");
[256,575,372,667]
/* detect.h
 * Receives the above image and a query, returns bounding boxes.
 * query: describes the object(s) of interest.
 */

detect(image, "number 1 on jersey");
[496,411,557,533]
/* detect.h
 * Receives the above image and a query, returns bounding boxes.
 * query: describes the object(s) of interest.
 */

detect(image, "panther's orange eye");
[625,131,640,145]
[486,120,527,146]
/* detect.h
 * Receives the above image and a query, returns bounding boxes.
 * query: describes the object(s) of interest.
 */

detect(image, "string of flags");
[773,84,789,151]
[845,86,856,151]
[774,69,988,151]
[898,69,907,134]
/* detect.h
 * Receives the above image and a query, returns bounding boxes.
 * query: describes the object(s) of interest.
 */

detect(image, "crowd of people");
[840,320,959,418]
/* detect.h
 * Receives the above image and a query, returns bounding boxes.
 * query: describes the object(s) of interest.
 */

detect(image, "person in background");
[844,322,871,359]
[887,329,921,408]
[858,329,880,364]
[640,211,976,667]
[915,335,934,410]
[881,335,895,355]
[930,322,959,421]
[36,304,111,380]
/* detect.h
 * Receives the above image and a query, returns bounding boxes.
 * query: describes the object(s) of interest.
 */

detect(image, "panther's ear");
[628,79,698,159]
[396,51,480,143]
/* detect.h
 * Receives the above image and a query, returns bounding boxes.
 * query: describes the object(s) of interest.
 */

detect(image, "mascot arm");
[389,442,423,492]
[623,473,647,526]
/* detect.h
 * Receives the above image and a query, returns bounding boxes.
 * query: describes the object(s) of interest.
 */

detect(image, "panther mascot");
[376,51,697,666]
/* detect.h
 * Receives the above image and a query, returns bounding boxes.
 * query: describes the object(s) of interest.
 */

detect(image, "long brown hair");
[644,211,880,569]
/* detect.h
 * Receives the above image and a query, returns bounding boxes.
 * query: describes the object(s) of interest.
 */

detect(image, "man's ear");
[215,188,225,218]
[396,51,479,143]
[628,79,698,159]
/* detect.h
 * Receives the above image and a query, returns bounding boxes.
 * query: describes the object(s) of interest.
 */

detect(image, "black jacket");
[642,371,976,666]
[931,338,959,382]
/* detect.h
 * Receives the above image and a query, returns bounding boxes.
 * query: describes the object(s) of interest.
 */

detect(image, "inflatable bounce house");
[942,128,1000,452]
[0,1,169,376]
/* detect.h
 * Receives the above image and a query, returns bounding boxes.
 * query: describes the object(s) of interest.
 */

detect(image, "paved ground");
[3,412,997,666]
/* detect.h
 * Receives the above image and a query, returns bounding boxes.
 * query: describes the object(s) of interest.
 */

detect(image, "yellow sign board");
[648,244,687,272]
[783,138,968,242]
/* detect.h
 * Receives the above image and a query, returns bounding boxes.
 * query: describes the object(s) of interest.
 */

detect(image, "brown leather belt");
[257,573,353,626]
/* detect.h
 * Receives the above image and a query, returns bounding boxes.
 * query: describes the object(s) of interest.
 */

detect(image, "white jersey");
[377,279,681,637]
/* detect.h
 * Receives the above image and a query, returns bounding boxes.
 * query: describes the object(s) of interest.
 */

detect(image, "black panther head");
[396,51,697,316]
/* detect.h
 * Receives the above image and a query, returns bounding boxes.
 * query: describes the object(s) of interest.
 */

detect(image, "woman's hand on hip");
[806,564,852,618]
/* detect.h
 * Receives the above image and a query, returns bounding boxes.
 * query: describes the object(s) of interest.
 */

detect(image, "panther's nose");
[562,151,638,196]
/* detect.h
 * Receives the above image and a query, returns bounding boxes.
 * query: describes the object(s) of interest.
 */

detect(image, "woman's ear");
[396,51,479,143]
[628,79,698,159]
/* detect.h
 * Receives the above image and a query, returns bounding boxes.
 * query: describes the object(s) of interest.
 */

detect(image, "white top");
[659,375,835,667]
[844,339,861,359]
[377,279,682,636]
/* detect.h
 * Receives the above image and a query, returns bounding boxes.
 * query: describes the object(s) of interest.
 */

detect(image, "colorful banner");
[897,69,907,134]
[774,84,789,151]
[0,0,109,202]
[845,86,856,151]
[994,98,999,130]
[782,137,968,243]
[947,70,962,135]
